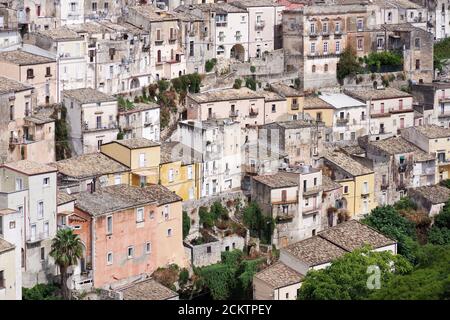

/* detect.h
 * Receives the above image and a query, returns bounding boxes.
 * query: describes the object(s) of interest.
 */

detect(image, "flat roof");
[113,138,160,149]
[318,93,366,109]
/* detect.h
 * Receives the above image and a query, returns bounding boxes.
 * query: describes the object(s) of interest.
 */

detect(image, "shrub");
[233,78,242,89]
[179,268,189,286]
[250,65,256,73]
[245,77,256,91]
[183,211,191,239]
[205,59,217,72]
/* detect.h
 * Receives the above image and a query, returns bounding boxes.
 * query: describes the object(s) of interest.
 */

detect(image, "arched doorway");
[130,78,140,89]
[230,44,245,62]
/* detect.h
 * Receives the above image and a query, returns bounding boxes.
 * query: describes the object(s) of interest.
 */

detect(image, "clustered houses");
[1,0,450,301]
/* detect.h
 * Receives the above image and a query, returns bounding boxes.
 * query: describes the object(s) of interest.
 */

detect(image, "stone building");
[411,81,450,128]
[408,184,450,217]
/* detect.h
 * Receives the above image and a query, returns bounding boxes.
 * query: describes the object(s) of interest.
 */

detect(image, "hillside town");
[0,0,449,301]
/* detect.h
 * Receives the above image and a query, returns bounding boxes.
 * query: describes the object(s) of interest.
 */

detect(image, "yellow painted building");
[303,96,335,127]
[101,138,161,186]
[159,142,201,201]
[270,82,304,117]
[323,150,377,218]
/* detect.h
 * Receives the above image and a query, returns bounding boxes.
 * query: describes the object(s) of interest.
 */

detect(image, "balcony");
[255,20,265,30]
[303,186,321,196]
[154,39,164,45]
[303,203,321,214]
[398,163,407,172]
[229,110,239,118]
[361,189,370,197]
[169,35,177,43]
[207,112,217,120]
[309,31,318,38]
[439,96,450,103]
[291,103,299,110]
[249,109,259,117]
[336,118,349,125]
[381,182,389,190]
[27,232,49,244]
[83,121,118,132]
[216,21,227,27]
[276,213,294,223]
[390,107,414,114]
[142,44,150,52]
[438,111,450,118]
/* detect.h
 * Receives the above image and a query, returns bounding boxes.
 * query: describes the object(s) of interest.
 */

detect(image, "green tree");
[182,211,191,239]
[233,78,242,89]
[427,199,450,245]
[362,205,419,263]
[50,229,83,300]
[22,283,61,300]
[298,247,412,300]
[371,245,450,299]
[242,202,274,244]
[245,77,257,91]
[336,46,362,83]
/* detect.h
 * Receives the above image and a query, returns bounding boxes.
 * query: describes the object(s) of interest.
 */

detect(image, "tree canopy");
[297,247,412,300]
[336,46,362,82]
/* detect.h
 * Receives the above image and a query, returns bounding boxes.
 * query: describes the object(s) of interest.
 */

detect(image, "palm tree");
[50,228,83,300]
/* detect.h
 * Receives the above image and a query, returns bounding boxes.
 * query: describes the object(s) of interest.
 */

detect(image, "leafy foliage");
[50,229,83,299]
[245,77,257,91]
[434,38,450,72]
[205,58,217,72]
[23,283,61,300]
[199,202,229,229]
[298,247,412,300]
[196,250,264,300]
[336,46,362,82]
[242,202,275,244]
[365,51,403,72]
[116,131,124,140]
[362,205,419,263]
[179,268,189,287]
[183,211,191,239]
[371,245,450,299]
[394,197,418,211]
[428,199,450,245]
[54,105,71,160]
[233,78,242,89]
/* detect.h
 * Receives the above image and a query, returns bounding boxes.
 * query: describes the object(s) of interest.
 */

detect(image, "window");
[377,38,383,49]
[303,180,307,192]
[335,41,340,54]
[351,132,356,140]
[136,207,144,223]
[363,181,369,193]
[15,178,23,191]
[310,23,315,34]
[114,175,121,185]
[323,42,328,54]
[40,247,45,261]
[168,168,174,182]
[37,201,44,219]
[127,246,134,259]
[312,229,316,236]
[187,166,193,180]
[104,2,109,10]
[0,216,2,236]
[387,12,392,21]
[167,228,172,237]
[164,205,169,220]
[43,177,50,186]
[310,42,316,54]
[312,65,316,73]
[107,252,113,265]
[324,64,328,72]
[323,22,328,33]
[335,22,340,33]
[30,224,36,241]
[314,177,317,186]
[106,215,113,234]
[415,59,420,70]
[344,185,349,194]
[0,270,4,289]
[414,38,420,49]
[272,104,276,113]
[9,221,15,229]
[97,140,102,151]
[139,153,146,167]
[92,2,97,11]
[9,105,14,121]
[357,38,363,51]
[145,242,151,254]
[27,68,34,79]
[357,19,364,31]
[45,67,51,77]
[206,246,211,253]
[157,50,161,63]
[189,41,194,56]
[44,221,49,237]
[313,214,317,222]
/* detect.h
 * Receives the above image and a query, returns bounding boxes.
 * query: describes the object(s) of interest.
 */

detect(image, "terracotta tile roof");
[36,26,81,40]
[370,137,435,161]
[344,87,412,102]
[160,141,182,164]
[0,50,55,65]
[252,172,299,188]
[270,82,303,97]
[259,90,285,102]
[57,191,75,206]
[410,125,450,139]
[254,262,304,289]
[318,220,396,251]
[232,0,283,8]
[274,119,319,129]
[0,76,32,94]
[323,150,373,177]
[3,160,57,176]
[0,238,15,254]
[304,96,334,109]
[0,208,17,216]
[56,153,129,179]
[177,2,247,13]
[409,185,450,204]
[129,5,182,21]
[63,88,116,104]
[283,236,347,266]
[118,102,160,114]
[75,184,181,216]
[188,87,264,104]
[118,279,178,300]
[115,138,160,149]
[322,175,342,192]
